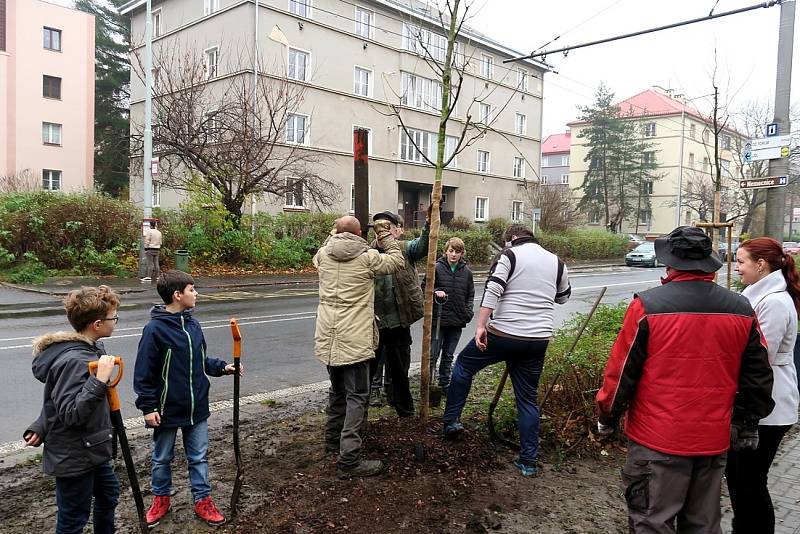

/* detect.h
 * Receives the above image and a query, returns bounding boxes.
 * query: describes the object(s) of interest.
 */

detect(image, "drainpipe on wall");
[676,108,685,227]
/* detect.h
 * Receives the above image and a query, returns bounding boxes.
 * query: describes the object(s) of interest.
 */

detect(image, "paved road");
[0,267,664,447]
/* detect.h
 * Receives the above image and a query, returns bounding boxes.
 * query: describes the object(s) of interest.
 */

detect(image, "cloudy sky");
[466,0,800,137]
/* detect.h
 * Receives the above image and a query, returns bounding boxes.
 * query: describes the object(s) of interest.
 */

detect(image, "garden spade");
[229,319,244,517]
[88,357,148,534]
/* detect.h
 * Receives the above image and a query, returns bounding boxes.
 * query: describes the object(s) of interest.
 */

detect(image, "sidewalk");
[721,426,800,533]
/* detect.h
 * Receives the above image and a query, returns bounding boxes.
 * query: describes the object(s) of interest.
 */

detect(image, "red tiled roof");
[567,88,708,126]
[542,132,571,155]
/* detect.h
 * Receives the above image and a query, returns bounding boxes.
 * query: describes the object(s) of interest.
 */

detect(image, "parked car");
[626,233,646,250]
[717,239,740,261]
[625,242,660,268]
[784,241,800,255]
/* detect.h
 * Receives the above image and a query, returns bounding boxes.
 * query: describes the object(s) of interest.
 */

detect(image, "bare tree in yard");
[379,0,539,418]
[523,184,582,233]
[0,169,39,193]
[131,42,338,229]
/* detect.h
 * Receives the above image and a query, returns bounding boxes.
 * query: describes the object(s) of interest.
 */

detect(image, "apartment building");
[540,131,570,187]
[567,86,746,235]
[120,0,546,226]
[0,0,95,192]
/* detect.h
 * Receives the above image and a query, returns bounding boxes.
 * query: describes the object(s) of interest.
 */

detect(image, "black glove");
[730,422,759,451]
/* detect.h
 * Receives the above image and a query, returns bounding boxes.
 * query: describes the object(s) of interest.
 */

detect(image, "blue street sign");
[744,150,752,162]
[766,123,779,137]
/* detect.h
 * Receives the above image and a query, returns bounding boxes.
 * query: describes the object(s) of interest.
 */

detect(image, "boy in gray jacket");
[24,285,121,534]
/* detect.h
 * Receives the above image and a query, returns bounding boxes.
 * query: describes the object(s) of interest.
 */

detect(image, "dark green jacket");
[374,224,429,329]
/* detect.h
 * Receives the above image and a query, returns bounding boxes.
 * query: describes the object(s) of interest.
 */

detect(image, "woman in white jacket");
[727,237,800,533]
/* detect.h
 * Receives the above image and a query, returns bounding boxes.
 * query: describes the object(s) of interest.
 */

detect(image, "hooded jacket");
[313,232,405,366]
[426,256,474,328]
[134,306,228,428]
[742,269,799,425]
[25,332,113,478]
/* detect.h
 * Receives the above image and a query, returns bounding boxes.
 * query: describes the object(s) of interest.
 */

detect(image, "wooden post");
[695,221,734,288]
[353,129,370,233]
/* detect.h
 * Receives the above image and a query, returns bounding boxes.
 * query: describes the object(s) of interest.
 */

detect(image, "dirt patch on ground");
[0,393,628,533]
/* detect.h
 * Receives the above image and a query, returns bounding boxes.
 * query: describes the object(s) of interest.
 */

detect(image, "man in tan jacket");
[314,215,405,477]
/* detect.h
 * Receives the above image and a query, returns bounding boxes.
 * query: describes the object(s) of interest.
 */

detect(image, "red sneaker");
[194,496,226,526]
[146,495,171,528]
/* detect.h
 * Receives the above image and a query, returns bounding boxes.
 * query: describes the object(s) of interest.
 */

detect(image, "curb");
[1,281,149,296]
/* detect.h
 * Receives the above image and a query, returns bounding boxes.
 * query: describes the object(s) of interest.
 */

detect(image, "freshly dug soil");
[0,393,629,533]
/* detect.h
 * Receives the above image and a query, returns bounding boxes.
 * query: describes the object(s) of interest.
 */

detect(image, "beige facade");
[567,87,746,235]
[0,0,95,192]
[121,0,545,225]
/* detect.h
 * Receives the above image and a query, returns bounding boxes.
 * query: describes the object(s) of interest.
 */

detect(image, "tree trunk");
[419,0,459,421]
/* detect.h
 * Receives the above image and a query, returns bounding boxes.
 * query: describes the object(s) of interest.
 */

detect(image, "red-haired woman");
[727,237,800,533]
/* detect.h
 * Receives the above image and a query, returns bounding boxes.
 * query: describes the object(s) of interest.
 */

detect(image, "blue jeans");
[151,418,211,502]
[443,333,548,463]
[55,461,119,534]
[430,326,463,388]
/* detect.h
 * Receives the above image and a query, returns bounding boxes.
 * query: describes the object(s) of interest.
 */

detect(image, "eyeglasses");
[101,316,119,324]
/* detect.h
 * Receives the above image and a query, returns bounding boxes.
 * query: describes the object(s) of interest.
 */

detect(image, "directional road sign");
[739,175,788,189]
[749,135,791,150]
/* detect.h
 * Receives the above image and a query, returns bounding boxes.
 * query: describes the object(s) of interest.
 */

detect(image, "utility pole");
[713,86,721,254]
[139,0,154,278]
[764,0,795,240]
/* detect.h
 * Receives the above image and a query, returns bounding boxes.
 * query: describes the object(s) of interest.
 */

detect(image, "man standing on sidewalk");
[596,226,775,533]
[442,224,571,476]
[314,216,404,478]
[142,221,162,283]
[369,208,430,416]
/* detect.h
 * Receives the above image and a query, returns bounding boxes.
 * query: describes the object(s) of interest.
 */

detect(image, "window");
[478,102,491,124]
[480,54,493,78]
[349,184,373,213]
[285,178,305,208]
[702,157,709,173]
[152,181,161,208]
[401,72,443,112]
[352,126,373,155]
[515,113,527,135]
[541,155,554,168]
[721,159,731,177]
[689,124,696,139]
[204,47,219,79]
[287,48,308,81]
[561,174,569,185]
[286,114,308,144]
[152,9,162,37]
[511,201,524,222]
[541,175,548,185]
[42,122,62,145]
[202,109,221,142]
[477,150,490,173]
[702,129,710,144]
[353,66,372,97]
[517,68,528,91]
[639,209,651,225]
[289,0,310,17]
[721,135,732,150]
[475,197,488,221]
[644,181,653,195]
[42,169,61,191]
[399,128,456,167]
[43,75,61,99]
[43,27,61,51]
[561,155,569,166]
[204,0,219,16]
[354,7,374,38]
[402,24,446,61]
[643,151,656,165]
[643,122,657,137]
[589,210,600,224]
[513,156,525,178]
[688,152,695,168]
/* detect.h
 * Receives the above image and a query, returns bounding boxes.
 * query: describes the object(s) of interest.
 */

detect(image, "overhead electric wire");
[504,0,782,62]
[530,0,628,55]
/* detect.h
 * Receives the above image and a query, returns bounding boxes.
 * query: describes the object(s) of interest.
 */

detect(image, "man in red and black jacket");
[596,226,774,533]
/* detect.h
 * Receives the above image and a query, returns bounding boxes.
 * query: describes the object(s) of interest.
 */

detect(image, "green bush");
[446,216,473,231]
[7,253,49,284]
[484,217,511,246]
[537,229,628,260]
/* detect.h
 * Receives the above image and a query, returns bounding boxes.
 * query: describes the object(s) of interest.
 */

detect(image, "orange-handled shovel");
[229,319,244,517]
[89,357,148,534]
